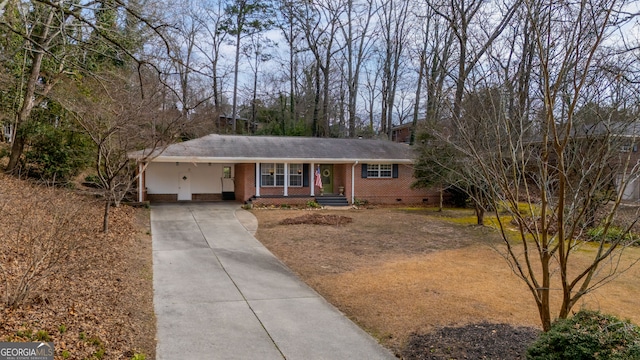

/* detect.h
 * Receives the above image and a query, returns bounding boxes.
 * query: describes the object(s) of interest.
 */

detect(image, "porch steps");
[315,195,349,207]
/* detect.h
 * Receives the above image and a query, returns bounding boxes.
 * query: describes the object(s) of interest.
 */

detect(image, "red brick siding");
[332,164,348,195]
[392,126,411,143]
[252,197,315,206]
[260,186,312,196]
[192,194,223,201]
[201,162,439,205]
[147,194,178,202]
[354,163,438,204]
[234,163,255,202]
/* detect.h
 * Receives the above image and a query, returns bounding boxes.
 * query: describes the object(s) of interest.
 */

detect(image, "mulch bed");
[402,322,540,360]
[279,213,353,226]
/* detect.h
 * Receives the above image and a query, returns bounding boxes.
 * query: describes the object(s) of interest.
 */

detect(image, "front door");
[320,164,333,194]
[178,172,191,201]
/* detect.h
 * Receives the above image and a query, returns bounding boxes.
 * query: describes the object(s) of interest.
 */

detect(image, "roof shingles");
[133,134,415,163]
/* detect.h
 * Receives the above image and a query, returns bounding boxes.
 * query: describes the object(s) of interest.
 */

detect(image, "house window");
[223,166,232,179]
[261,163,285,186]
[289,164,303,187]
[367,164,393,178]
[621,143,638,153]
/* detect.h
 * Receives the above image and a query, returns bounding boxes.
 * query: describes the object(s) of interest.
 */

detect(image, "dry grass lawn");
[252,207,640,355]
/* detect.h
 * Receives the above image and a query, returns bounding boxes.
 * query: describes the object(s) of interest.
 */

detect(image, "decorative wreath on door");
[322,169,330,177]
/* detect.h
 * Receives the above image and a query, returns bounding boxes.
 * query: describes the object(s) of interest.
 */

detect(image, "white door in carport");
[178,172,191,200]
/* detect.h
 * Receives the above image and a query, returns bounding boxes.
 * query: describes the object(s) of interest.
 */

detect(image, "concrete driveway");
[151,202,395,360]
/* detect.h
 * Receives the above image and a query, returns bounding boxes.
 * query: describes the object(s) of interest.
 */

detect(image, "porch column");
[255,162,260,197]
[284,163,289,196]
[351,161,358,204]
[310,162,315,196]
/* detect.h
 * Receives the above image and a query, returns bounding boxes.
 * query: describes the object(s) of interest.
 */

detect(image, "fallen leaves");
[279,213,353,226]
[0,174,154,359]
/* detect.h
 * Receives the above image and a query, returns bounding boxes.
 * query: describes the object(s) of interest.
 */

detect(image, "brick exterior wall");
[251,197,315,206]
[353,163,439,205]
[233,162,437,205]
[144,161,439,205]
[260,186,312,196]
[147,194,178,202]
[192,194,223,201]
[234,163,255,202]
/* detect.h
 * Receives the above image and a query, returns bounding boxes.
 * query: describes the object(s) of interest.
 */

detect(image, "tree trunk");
[312,63,321,137]
[289,22,296,131]
[103,198,111,233]
[7,7,57,173]
[251,55,259,133]
[7,47,47,172]
[475,202,484,226]
[410,45,427,145]
[231,30,242,133]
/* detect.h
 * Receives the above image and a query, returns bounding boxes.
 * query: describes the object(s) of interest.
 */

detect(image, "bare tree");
[165,0,207,137]
[409,2,454,144]
[360,63,381,134]
[377,0,409,138]
[221,0,273,133]
[275,0,301,128]
[242,32,274,130]
[295,0,346,136]
[338,0,377,137]
[54,68,178,233]
[0,0,170,173]
[419,0,640,331]
[197,0,230,111]
[430,0,522,122]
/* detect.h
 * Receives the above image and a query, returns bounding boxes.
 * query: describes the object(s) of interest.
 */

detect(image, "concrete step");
[315,196,349,207]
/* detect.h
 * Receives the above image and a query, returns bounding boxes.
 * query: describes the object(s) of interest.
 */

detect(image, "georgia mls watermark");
[0,342,54,360]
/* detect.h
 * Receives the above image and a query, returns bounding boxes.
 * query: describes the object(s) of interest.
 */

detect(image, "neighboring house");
[391,123,414,143]
[129,134,438,206]
[216,115,255,134]
[528,121,640,202]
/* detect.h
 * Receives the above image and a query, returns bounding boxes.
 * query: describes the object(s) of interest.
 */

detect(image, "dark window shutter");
[361,164,368,178]
[392,164,399,178]
[303,164,309,187]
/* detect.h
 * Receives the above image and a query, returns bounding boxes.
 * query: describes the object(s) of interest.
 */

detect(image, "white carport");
[144,160,235,202]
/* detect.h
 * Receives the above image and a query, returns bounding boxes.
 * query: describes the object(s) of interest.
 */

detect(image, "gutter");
[140,156,414,164]
[351,161,358,205]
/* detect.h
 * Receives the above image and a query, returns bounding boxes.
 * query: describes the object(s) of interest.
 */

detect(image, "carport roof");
[130,134,415,163]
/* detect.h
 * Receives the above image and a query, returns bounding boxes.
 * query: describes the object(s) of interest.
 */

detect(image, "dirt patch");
[279,213,353,226]
[252,207,640,357]
[403,323,540,360]
[253,208,493,276]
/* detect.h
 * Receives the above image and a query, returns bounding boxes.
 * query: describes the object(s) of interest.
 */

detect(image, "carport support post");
[138,162,144,202]
[255,162,260,197]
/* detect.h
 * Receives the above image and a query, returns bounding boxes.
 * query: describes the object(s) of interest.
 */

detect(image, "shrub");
[0,181,93,308]
[24,123,94,184]
[353,198,368,207]
[445,186,469,208]
[527,310,640,360]
[35,330,51,342]
[306,200,321,209]
[586,225,637,246]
